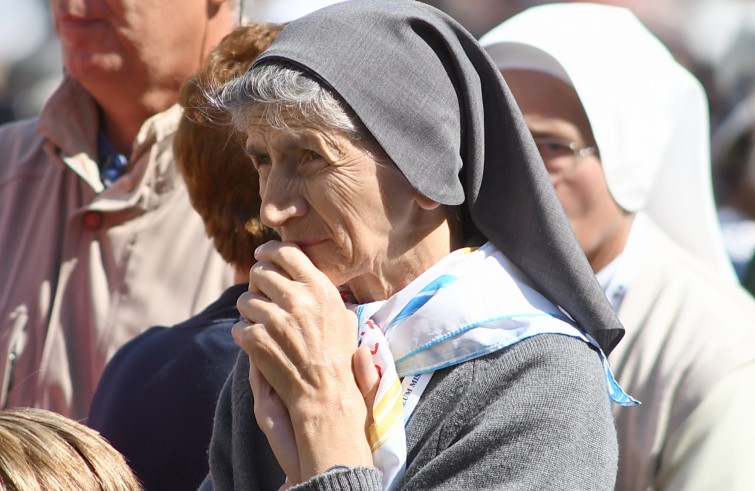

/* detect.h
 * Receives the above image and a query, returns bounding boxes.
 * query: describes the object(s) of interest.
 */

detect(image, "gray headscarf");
[248,0,624,354]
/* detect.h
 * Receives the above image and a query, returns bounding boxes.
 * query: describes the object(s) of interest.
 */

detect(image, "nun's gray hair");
[216,62,360,138]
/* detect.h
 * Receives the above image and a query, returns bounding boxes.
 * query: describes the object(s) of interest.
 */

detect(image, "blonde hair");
[0,408,141,491]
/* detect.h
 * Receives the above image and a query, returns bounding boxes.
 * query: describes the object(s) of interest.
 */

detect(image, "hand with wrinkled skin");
[244,359,300,489]
[244,343,381,489]
[353,343,380,428]
[232,240,375,483]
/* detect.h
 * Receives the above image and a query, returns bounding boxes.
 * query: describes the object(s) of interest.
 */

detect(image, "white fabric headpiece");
[480,2,736,281]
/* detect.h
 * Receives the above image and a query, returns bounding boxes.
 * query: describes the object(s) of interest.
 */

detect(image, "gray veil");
[249,0,624,354]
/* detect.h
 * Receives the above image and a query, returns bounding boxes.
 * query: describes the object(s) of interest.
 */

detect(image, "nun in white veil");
[481,4,755,491]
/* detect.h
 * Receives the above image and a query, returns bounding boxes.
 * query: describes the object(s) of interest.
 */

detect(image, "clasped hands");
[232,241,380,488]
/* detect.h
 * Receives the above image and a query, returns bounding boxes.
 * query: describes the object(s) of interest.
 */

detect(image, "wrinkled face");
[49,0,211,89]
[243,109,433,299]
[503,69,630,270]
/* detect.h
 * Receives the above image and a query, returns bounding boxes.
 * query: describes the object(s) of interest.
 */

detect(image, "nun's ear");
[415,193,441,210]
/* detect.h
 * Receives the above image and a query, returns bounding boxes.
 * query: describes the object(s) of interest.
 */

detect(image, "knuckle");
[231,320,259,348]
[275,244,302,265]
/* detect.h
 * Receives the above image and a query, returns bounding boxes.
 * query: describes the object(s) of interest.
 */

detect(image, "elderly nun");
[481,3,755,491]
[201,1,635,490]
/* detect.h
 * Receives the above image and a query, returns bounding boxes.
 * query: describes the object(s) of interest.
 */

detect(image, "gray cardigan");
[201,333,618,490]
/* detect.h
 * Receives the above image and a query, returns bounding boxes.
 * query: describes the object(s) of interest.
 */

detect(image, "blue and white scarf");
[350,241,637,490]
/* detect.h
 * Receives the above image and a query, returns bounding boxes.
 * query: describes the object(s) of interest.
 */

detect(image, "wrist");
[291,387,373,479]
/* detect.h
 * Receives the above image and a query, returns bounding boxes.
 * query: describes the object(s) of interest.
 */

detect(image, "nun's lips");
[289,239,329,263]
[290,238,328,250]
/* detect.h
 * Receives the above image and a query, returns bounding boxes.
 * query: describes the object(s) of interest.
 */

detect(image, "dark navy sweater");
[89,284,245,491]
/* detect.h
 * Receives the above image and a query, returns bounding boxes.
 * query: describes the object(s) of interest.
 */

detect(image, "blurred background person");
[680,0,755,128]
[0,0,241,419]
[0,0,60,124]
[88,23,283,491]
[0,407,141,490]
[482,3,755,490]
[711,91,755,290]
[693,0,755,292]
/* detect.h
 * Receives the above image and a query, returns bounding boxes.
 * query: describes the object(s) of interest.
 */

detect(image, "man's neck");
[95,86,178,156]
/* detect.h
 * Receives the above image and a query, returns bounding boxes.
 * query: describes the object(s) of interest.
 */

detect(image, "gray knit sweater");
[201,333,618,490]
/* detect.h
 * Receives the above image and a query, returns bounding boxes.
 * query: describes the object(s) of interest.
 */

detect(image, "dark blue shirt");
[89,284,245,491]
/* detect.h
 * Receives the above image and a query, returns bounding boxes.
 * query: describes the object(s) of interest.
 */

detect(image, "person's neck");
[348,217,463,303]
[233,266,248,285]
[95,86,178,156]
[587,213,634,273]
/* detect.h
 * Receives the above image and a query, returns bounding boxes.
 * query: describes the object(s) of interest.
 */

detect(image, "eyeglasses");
[532,136,598,177]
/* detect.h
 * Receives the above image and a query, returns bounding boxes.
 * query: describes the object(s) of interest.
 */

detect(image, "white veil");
[481,2,737,282]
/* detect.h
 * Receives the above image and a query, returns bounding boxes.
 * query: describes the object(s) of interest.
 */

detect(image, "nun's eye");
[250,154,272,170]
[533,138,576,161]
[309,151,323,161]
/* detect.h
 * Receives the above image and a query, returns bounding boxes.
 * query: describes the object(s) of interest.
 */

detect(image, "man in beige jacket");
[483,4,755,491]
[0,0,240,419]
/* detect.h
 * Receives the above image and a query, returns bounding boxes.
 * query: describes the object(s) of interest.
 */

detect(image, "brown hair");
[0,408,141,490]
[175,23,285,271]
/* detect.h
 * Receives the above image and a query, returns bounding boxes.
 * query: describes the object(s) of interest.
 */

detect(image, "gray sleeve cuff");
[289,466,382,491]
